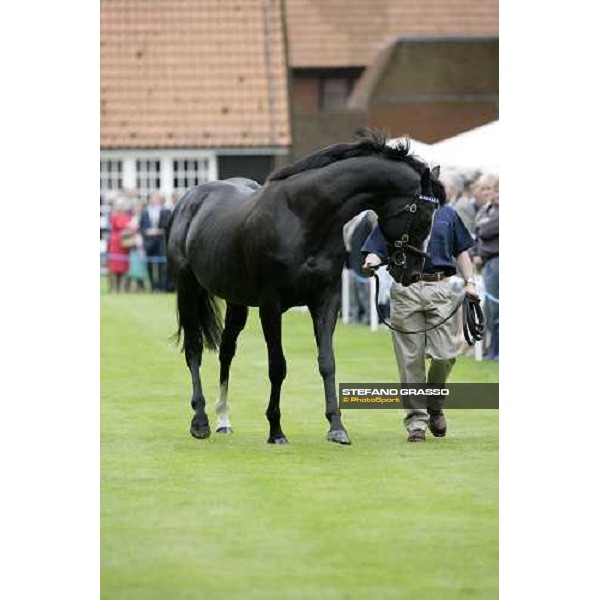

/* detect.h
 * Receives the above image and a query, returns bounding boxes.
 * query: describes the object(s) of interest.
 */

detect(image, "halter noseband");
[386,194,440,274]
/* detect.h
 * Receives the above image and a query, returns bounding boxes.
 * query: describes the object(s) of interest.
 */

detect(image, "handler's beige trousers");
[390,278,461,432]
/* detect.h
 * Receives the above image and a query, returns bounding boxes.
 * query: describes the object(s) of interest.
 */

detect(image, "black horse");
[167,131,444,445]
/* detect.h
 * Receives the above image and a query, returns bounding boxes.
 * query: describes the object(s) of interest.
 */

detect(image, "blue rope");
[101,253,167,264]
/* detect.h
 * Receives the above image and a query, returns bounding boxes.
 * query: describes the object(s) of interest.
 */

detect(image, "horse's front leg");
[259,297,288,444]
[309,286,351,445]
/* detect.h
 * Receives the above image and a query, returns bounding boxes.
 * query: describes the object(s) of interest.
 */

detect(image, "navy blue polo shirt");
[361,205,474,275]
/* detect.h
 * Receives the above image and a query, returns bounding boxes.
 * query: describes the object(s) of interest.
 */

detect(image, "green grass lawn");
[101,293,498,600]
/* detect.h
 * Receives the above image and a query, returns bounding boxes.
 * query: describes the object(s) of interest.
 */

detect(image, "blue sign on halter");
[418,194,440,205]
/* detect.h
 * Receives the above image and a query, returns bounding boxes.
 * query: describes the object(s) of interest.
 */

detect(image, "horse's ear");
[431,165,441,180]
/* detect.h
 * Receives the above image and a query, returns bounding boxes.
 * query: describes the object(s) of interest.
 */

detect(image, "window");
[100,159,123,193]
[320,78,352,111]
[173,158,211,196]
[136,159,161,200]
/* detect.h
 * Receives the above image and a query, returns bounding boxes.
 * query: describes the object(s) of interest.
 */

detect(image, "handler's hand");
[362,253,382,275]
[465,281,479,299]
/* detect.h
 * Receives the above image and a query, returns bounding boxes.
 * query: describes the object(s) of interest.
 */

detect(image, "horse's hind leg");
[176,269,211,439]
[309,287,351,445]
[215,303,249,433]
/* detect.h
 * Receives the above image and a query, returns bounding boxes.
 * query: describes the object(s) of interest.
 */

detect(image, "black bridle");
[374,193,485,345]
[384,193,440,281]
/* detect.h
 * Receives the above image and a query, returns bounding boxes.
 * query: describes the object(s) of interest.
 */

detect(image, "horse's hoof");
[267,435,289,445]
[216,426,233,434]
[327,429,351,445]
[190,424,211,439]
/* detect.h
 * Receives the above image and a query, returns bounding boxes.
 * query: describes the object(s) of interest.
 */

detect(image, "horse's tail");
[174,267,223,354]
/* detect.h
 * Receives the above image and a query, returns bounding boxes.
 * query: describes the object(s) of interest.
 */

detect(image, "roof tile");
[285,0,498,67]
[101,0,290,149]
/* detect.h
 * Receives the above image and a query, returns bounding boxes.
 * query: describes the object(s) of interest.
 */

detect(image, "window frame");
[135,159,162,200]
[100,159,123,193]
[172,157,212,197]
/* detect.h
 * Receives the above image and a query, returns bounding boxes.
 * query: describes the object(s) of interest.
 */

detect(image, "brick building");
[348,35,498,144]
[285,0,498,157]
[100,0,498,197]
[100,0,290,200]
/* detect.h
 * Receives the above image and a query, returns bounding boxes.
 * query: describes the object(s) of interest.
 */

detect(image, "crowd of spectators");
[472,174,500,360]
[439,169,500,359]
[102,191,178,293]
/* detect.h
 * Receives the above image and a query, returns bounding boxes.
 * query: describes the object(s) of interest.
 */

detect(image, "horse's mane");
[267,129,428,182]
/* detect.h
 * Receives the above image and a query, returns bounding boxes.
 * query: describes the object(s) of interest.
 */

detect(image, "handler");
[361,205,478,442]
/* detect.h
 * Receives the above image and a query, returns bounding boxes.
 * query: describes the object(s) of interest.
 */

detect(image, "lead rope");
[373,271,485,345]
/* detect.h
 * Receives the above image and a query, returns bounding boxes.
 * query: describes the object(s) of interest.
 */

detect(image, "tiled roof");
[101,0,290,149]
[285,0,498,68]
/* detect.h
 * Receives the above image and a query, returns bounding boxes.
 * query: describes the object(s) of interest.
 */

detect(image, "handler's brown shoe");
[407,429,426,442]
[428,410,447,437]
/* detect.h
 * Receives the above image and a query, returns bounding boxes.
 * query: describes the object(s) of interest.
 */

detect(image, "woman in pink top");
[107,197,132,292]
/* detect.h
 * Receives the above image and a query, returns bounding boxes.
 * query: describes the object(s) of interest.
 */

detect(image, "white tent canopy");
[430,120,498,171]
[387,137,432,161]
[389,121,498,172]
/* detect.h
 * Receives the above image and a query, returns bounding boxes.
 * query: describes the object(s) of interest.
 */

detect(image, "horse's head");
[376,163,446,286]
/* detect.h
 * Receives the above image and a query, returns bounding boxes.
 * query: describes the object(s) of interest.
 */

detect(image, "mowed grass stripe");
[101,294,498,600]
